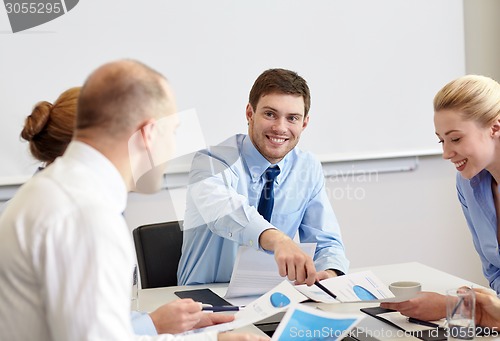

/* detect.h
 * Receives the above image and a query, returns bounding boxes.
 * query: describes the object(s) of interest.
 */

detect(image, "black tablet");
[174,288,232,306]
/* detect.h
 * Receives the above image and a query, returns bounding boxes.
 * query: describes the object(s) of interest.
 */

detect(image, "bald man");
[0,60,266,341]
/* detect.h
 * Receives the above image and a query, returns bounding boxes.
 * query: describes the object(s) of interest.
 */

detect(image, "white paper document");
[224,243,316,299]
[179,280,309,336]
[295,270,395,303]
[272,304,364,341]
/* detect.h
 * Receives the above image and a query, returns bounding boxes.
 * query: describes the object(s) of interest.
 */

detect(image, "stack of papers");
[225,244,316,299]
[295,270,395,303]
[180,244,405,338]
[179,280,364,340]
[225,245,396,304]
[179,281,308,336]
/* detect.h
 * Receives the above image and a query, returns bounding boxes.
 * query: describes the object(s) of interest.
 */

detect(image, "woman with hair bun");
[21,87,79,166]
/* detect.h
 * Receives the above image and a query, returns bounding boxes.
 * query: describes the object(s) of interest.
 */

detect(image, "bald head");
[76,60,175,138]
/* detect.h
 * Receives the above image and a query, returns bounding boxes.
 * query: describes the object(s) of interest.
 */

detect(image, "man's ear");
[139,118,157,150]
[302,114,310,130]
[245,103,254,122]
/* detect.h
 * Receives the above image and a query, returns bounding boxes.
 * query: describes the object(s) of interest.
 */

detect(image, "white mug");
[389,281,421,300]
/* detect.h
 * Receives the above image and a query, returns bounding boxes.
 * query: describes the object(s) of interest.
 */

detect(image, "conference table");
[137,262,492,340]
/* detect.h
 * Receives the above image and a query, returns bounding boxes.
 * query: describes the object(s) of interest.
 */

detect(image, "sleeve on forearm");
[134,331,218,340]
[299,167,349,273]
[131,311,157,336]
[491,278,500,294]
[186,157,272,250]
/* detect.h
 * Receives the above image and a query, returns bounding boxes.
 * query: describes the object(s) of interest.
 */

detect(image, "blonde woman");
[382,75,500,323]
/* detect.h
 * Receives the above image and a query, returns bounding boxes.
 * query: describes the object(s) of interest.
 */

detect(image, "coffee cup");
[389,281,421,301]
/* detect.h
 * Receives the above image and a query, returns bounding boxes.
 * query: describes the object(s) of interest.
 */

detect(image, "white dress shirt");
[0,141,216,341]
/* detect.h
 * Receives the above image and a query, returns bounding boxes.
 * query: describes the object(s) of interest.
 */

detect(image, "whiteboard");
[0,0,464,184]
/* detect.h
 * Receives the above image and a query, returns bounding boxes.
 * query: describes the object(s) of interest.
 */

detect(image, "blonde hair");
[21,87,80,164]
[433,75,500,127]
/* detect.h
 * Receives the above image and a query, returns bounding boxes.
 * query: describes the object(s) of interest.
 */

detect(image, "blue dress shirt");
[178,134,349,285]
[131,311,156,335]
[456,170,500,293]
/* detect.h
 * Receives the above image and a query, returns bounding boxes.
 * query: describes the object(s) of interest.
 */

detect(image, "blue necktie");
[257,166,280,222]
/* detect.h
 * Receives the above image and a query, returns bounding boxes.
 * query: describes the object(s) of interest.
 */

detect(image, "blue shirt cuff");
[131,311,157,336]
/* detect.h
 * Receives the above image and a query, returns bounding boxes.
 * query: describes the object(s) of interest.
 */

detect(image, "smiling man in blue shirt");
[178,68,349,286]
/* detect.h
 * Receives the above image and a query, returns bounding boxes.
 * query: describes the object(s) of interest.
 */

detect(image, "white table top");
[138,262,490,340]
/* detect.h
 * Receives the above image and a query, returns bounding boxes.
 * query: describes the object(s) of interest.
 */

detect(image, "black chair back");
[133,221,183,288]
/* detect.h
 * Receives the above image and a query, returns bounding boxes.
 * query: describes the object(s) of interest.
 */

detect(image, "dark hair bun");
[21,101,53,141]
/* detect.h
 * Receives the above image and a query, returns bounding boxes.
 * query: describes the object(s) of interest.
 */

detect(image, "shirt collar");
[469,169,490,188]
[63,141,128,213]
[241,135,288,183]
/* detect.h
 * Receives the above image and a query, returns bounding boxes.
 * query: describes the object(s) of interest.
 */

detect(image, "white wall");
[332,155,486,286]
[464,0,500,80]
[0,0,465,182]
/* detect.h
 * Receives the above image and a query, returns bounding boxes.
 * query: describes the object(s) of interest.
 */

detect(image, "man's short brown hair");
[249,68,311,116]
